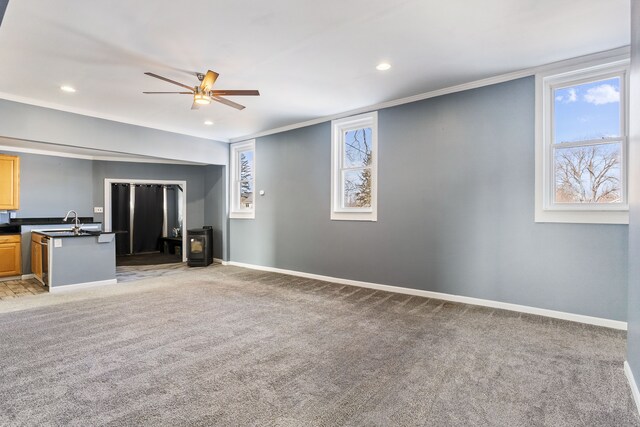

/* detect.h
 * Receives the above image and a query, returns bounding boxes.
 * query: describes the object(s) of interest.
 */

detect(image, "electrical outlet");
[54,239,62,248]
[94,207,104,214]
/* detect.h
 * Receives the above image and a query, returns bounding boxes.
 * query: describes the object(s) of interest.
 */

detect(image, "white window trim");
[535,55,630,224]
[331,112,378,221]
[230,139,255,219]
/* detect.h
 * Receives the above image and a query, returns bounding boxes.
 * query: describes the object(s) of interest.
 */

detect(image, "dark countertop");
[33,230,115,238]
[0,224,20,234]
[0,218,100,234]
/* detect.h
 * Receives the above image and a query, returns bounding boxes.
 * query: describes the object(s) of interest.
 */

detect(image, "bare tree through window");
[554,144,621,203]
[343,128,372,207]
[550,74,624,207]
[239,151,253,208]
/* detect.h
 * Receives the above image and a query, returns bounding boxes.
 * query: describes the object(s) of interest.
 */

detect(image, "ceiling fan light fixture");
[194,93,211,105]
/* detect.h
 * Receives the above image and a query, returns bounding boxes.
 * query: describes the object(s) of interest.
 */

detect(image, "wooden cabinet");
[31,234,43,282]
[0,234,21,278]
[0,154,20,210]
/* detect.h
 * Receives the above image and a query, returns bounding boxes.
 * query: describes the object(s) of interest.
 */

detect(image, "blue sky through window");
[240,150,254,164]
[344,128,372,168]
[553,77,620,143]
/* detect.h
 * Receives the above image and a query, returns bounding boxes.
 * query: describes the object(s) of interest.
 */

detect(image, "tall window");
[331,112,378,221]
[230,140,255,219]
[536,58,629,224]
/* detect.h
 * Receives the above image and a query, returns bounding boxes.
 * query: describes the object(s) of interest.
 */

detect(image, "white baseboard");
[21,274,35,280]
[214,258,229,265]
[227,261,627,330]
[48,279,118,293]
[625,361,640,417]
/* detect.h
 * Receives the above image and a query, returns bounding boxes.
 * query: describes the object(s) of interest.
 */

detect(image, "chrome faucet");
[63,210,81,234]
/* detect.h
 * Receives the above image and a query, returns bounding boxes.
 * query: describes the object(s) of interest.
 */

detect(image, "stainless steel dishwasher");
[41,236,49,287]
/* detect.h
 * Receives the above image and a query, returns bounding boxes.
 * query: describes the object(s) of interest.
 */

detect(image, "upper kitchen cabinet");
[0,154,20,210]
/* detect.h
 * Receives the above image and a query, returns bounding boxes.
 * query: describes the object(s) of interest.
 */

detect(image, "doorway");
[104,179,188,265]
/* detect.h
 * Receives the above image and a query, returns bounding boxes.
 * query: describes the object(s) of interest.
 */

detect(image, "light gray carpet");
[0,266,637,426]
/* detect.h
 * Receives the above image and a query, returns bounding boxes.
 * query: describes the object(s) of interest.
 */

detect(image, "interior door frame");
[104,178,188,262]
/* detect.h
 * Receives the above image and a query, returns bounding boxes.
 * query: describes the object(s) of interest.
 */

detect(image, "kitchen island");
[32,229,116,291]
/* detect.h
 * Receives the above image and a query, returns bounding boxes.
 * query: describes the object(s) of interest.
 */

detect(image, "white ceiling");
[0,0,630,142]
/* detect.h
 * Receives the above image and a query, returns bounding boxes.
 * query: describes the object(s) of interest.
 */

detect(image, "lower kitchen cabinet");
[0,234,21,278]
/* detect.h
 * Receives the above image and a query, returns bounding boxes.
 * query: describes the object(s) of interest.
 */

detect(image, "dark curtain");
[111,183,130,256]
[166,186,178,233]
[133,184,164,253]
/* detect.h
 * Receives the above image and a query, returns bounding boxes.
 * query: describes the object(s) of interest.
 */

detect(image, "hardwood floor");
[0,278,46,300]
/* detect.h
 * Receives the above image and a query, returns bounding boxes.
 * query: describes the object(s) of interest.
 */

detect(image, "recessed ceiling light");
[60,85,76,93]
[204,120,214,126]
[376,63,391,71]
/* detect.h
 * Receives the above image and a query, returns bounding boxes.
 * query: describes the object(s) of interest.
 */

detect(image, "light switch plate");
[94,207,104,213]
[54,239,62,248]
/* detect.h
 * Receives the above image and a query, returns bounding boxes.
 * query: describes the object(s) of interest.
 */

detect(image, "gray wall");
[230,77,629,321]
[0,99,228,165]
[628,1,640,377]
[205,165,227,261]
[1,152,94,218]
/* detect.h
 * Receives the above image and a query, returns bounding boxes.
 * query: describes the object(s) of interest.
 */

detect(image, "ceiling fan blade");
[191,101,200,110]
[200,70,219,92]
[212,96,245,110]
[144,72,194,92]
[211,90,260,96]
[143,91,193,94]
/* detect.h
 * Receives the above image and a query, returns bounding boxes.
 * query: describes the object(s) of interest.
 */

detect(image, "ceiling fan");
[143,70,259,110]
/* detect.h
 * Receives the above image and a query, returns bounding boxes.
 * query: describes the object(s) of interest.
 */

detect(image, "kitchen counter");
[32,229,116,291]
[18,223,102,275]
[33,230,115,238]
[0,224,20,234]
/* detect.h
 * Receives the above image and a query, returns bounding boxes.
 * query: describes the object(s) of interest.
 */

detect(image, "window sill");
[534,208,628,224]
[230,211,255,220]
[331,211,377,221]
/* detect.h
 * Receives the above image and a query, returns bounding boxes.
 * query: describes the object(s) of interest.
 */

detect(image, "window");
[230,140,255,219]
[331,112,378,221]
[535,58,629,224]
